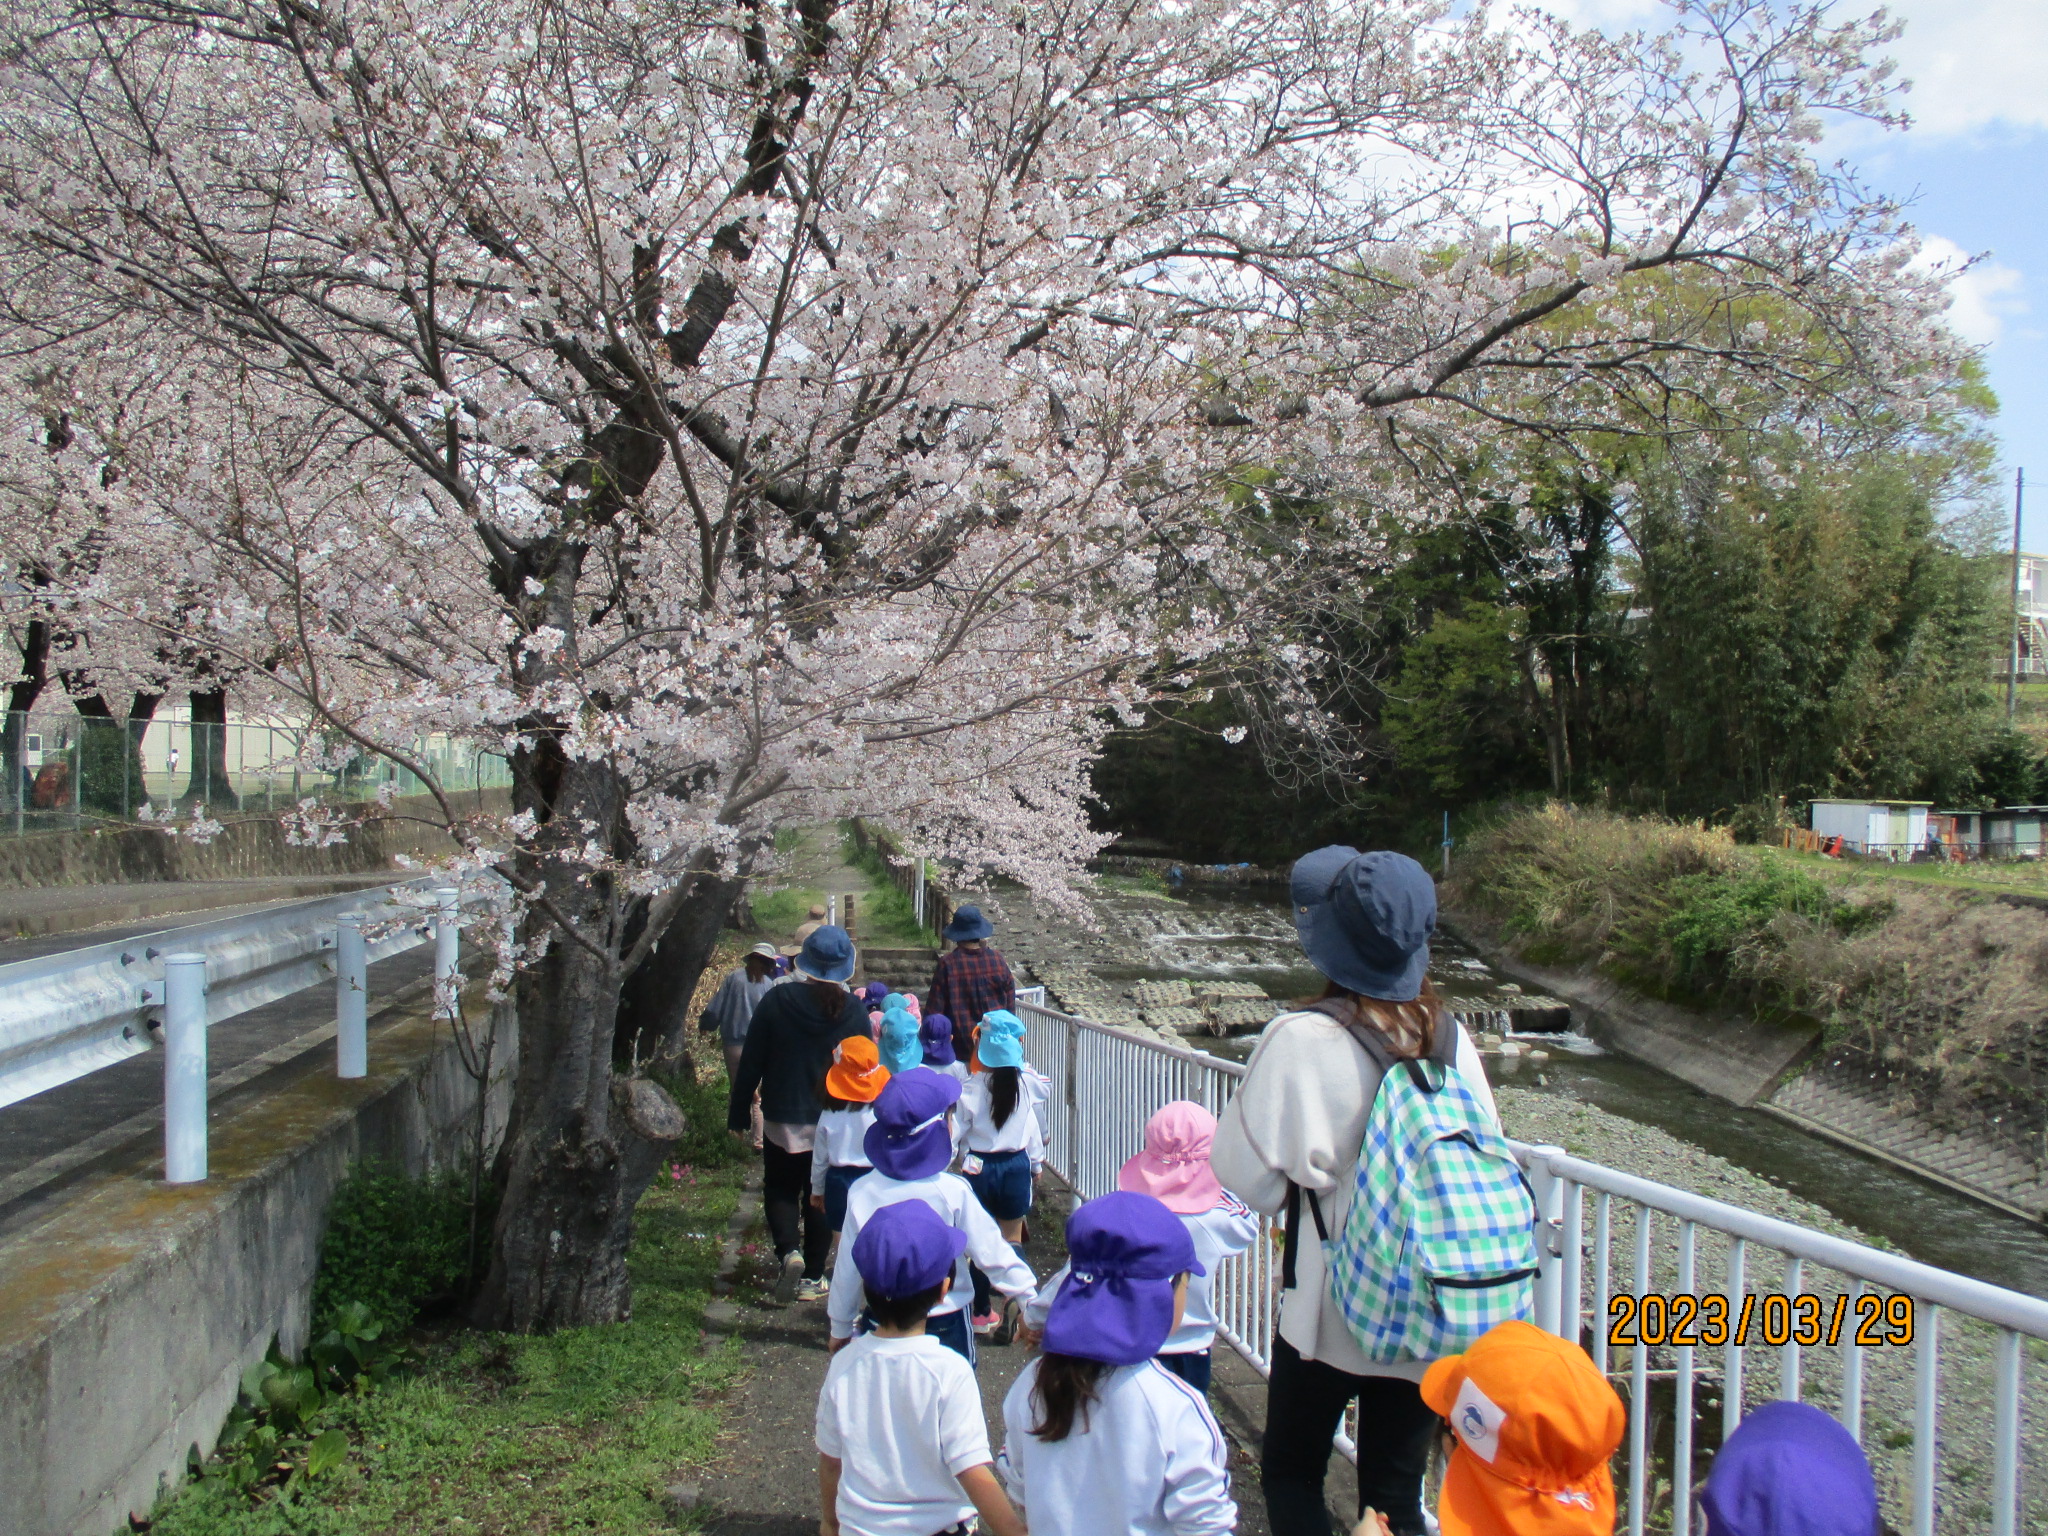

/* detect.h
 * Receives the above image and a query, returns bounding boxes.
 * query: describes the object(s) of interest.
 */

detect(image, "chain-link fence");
[0,710,512,835]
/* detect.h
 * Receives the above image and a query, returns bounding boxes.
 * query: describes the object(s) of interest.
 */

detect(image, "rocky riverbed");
[994,878,1575,1053]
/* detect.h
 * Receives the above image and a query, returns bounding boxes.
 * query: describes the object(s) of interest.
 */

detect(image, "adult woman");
[1210,847,1498,1536]
[729,925,872,1303]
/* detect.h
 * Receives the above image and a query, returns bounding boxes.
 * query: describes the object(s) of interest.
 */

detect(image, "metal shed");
[1984,806,2048,859]
[1808,799,1932,856]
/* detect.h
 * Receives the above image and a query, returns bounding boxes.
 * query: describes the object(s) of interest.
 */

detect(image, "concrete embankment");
[0,981,513,1536]
[1450,909,2048,1226]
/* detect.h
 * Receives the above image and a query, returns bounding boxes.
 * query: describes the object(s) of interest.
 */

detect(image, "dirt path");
[685,1171,1342,1534]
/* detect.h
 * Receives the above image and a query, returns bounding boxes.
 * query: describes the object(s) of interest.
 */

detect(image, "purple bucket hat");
[852,1196,968,1299]
[1697,1400,1880,1536]
[863,1066,962,1181]
[921,1012,957,1067]
[1043,1191,1203,1366]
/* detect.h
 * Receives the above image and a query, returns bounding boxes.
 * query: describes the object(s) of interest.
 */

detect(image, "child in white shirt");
[811,1034,889,1234]
[816,1200,1025,1536]
[1022,1100,1257,1393]
[998,1190,1237,1536]
[827,1066,1037,1366]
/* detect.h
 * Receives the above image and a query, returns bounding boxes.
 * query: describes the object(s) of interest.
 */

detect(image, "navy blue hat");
[943,903,994,942]
[1290,847,1435,1002]
[852,1197,968,1299]
[864,1066,962,1180]
[1043,1191,1203,1366]
[793,924,857,984]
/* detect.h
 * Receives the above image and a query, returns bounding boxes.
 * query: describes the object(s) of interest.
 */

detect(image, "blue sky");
[1554,0,2048,544]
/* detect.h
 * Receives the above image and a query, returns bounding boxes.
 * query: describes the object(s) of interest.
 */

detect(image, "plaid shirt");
[927,943,1016,1042]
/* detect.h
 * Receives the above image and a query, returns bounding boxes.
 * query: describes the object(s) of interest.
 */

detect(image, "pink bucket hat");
[1117,1101,1224,1215]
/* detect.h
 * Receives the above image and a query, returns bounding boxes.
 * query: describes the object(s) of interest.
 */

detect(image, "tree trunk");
[614,871,748,1076]
[2,616,49,815]
[472,751,688,1333]
[179,686,239,809]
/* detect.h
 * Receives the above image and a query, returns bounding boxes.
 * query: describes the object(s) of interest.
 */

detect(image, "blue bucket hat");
[863,1066,962,1180]
[793,924,857,984]
[879,1011,924,1075]
[852,1197,968,1300]
[974,1008,1025,1070]
[1289,847,1435,1002]
[943,903,994,942]
[1697,1400,1881,1536]
[1043,1191,1203,1366]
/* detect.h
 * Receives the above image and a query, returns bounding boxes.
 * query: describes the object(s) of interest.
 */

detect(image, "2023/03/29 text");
[1608,1292,1916,1349]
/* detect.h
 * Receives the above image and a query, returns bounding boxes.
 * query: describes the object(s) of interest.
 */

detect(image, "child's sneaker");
[971,1309,1001,1335]
[773,1251,804,1305]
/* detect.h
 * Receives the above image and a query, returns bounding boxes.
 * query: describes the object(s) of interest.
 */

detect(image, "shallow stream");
[1005,881,2048,1298]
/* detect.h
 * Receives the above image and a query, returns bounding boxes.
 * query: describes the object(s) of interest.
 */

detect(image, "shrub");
[1661,862,1839,984]
[311,1162,473,1332]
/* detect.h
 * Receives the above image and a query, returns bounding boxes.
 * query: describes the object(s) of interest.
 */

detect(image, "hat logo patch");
[1451,1377,1506,1464]
[1553,1489,1595,1510]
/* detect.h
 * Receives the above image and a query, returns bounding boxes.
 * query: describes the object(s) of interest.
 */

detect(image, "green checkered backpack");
[1287,1003,1538,1364]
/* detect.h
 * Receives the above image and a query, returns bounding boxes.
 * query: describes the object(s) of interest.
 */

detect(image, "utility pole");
[2010,467,2027,720]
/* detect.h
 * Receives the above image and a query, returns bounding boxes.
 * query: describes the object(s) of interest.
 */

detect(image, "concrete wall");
[0,988,514,1536]
[0,790,509,892]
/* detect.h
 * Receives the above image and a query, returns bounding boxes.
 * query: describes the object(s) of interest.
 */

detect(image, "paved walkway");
[687,1171,1354,1535]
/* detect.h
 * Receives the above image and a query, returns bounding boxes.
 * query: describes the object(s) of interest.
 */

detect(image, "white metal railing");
[0,882,467,1183]
[1019,1000,2048,1535]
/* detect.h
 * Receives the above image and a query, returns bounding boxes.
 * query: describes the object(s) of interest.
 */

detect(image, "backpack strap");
[1304,997,1455,1094]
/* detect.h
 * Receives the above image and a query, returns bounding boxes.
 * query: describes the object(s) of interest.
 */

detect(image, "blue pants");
[1158,1348,1213,1394]
[859,1305,976,1367]
[822,1164,868,1232]
[964,1148,1034,1220]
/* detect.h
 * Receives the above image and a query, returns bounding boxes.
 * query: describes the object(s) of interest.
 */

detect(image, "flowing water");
[1014,881,2048,1298]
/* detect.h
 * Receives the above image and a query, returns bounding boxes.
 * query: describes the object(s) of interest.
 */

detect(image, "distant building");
[1808,798,1932,855]
[1998,552,2048,680]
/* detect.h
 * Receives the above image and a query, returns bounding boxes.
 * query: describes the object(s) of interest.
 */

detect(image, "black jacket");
[728,980,870,1132]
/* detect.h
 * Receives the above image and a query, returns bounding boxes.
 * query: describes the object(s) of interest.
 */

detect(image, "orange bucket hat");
[824,1035,890,1103]
[1420,1321,1625,1536]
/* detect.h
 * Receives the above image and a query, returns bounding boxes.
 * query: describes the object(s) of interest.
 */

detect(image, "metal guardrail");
[0,880,450,1111]
[1018,999,2048,1535]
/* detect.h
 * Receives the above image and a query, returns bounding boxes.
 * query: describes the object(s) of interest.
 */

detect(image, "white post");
[1525,1146,1567,1335]
[163,952,208,1183]
[433,887,460,1019]
[336,912,367,1077]
[914,860,925,927]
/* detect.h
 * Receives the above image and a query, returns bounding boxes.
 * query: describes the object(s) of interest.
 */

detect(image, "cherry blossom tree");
[0,0,1959,1327]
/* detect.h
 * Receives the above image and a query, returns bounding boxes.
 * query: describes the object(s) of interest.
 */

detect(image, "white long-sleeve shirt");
[828,1169,1039,1339]
[811,1105,878,1193]
[1025,1196,1260,1355]
[952,1067,1048,1169]
[1209,1007,1496,1381]
[998,1358,1237,1536]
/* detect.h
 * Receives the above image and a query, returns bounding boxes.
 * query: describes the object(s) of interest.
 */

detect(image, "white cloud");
[1914,235,2028,347]
[1880,0,2048,137]
[1537,0,2048,140]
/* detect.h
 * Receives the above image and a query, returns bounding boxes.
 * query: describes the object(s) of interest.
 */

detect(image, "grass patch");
[150,1161,748,1535]
[751,884,827,940]
[839,825,939,946]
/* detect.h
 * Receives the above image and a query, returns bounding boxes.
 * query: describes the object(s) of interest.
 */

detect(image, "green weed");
[311,1162,475,1333]
[150,1163,748,1535]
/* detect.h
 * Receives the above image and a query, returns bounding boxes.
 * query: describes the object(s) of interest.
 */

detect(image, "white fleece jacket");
[1208,1007,1498,1381]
